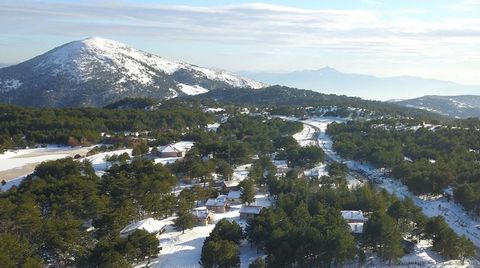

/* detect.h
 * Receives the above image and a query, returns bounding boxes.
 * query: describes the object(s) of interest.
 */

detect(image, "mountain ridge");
[391,95,480,118]
[239,67,479,101]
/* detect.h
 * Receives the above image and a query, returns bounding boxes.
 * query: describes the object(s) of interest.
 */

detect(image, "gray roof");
[240,205,263,215]
[340,210,365,222]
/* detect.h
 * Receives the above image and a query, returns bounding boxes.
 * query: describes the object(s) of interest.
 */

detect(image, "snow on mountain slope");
[178,83,209,95]
[0,37,264,107]
[392,95,480,118]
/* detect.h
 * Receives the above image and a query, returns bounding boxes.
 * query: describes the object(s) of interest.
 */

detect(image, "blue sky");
[2,0,480,84]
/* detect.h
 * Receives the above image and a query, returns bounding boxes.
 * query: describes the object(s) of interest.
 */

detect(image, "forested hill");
[195,85,444,120]
[392,95,480,119]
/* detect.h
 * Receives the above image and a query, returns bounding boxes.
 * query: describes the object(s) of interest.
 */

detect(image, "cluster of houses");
[117,141,366,241]
[204,192,266,221]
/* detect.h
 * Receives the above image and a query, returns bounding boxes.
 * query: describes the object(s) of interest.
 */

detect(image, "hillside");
[392,95,480,118]
[0,37,263,107]
[196,85,443,119]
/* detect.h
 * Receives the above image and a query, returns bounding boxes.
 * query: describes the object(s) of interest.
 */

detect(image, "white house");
[157,144,183,158]
[156,141,194,158]
[340,210,366,234]
[120,218,166,238]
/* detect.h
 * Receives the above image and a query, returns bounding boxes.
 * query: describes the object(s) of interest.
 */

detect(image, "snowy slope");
[392,95,480,118]
[0,37,264,107]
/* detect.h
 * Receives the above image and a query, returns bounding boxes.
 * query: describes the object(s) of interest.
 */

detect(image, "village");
[1,112,479,267]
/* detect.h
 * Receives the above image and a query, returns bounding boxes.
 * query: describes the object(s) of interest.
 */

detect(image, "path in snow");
[287,116,480,266]
[300,117,480,249]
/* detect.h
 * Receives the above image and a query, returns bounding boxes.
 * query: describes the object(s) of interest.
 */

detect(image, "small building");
[341,210,366,234]
[157,144,183,158]
[120,218,166,238]
[206,195,228,213]
[227,190,242,204]
[222,180,240,191]
[239,205,263,220]
[192,208,214,226]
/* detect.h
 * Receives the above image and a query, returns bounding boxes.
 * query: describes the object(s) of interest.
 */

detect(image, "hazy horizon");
[2,0,480,98]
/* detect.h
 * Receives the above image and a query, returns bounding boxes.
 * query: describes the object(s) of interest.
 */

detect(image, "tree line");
[0,102,214,153]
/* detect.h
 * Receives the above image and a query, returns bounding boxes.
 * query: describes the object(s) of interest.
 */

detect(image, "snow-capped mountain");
[0,37,264,107]
[391,95,480,118]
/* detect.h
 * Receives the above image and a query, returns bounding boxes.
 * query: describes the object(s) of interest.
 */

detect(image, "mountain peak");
[78,37,131,50]
[319,66,338,72]
[0,38,264,107]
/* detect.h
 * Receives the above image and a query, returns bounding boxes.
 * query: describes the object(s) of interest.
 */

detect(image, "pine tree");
[200,239,240,268]
[127,229,160,267]
[174,196,196,234]
[240,179,256,205]
[457,235,475,264]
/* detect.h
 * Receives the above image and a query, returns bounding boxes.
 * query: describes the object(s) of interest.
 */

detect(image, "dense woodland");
[0,102,214,153]
[245,165,475,267]
[196,86,444,120]
[327,119,480,216]
[0,158,171,267]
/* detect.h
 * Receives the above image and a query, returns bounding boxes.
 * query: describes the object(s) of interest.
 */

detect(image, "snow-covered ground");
[1,147,134,191]
[350,238,478,267]
[0,175,26,192]
[0,145,94,191]
[292,124,316,147]
[306,117,480,244]
[84,148,133,176]
[0,145,93,173]
[290,117,363,189]
[232,164,252,181]
[289,116,480,266]
[144,194,271,268]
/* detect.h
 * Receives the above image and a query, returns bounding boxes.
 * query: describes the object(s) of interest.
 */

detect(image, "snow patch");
[0,79,23,92]
[178,83,209,95]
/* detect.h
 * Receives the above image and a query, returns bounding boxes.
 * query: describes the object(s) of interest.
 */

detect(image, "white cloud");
[2,1,480,83]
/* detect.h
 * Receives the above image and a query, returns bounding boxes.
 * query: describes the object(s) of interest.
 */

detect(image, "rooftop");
[340,210,365,222]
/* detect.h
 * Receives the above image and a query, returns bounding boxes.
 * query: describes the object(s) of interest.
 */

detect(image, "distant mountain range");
[391,95,480,118]
[0,37,263,107]
[239,67,480,101]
